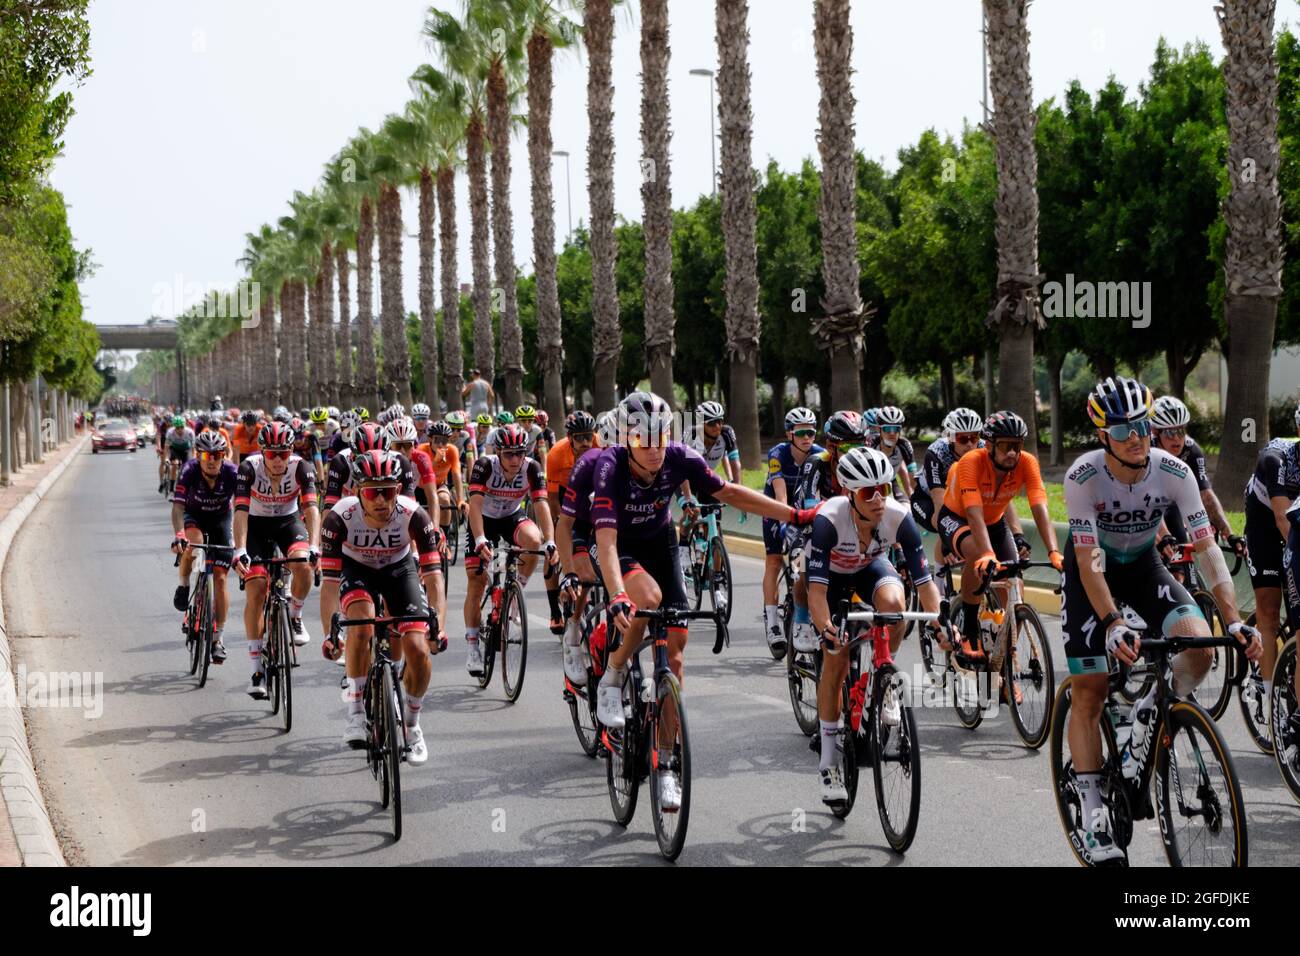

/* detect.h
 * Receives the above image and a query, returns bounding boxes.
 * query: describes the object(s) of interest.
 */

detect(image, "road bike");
[239,554,317,732]
[562,577,606,758]
[474,545,549,702]
[681,502,733,654]
[174,537,236,688]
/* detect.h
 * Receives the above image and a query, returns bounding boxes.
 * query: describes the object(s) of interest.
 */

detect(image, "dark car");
[92,419,137,454]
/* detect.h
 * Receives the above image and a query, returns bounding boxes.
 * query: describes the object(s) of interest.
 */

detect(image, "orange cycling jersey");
[546,435,603,498]
[417,442,460,485]
[232,423,261,458]
[942,445,1046,525]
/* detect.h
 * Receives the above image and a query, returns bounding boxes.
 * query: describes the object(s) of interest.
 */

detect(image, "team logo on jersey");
[1158,458,1188,479]
[1068,462,1097,484]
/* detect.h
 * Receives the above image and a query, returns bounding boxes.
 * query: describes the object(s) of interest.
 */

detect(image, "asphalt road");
[9,448,1300,865]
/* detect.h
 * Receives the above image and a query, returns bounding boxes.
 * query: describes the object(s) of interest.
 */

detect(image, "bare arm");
[715,482,797,522]
[1202,487,1233,540]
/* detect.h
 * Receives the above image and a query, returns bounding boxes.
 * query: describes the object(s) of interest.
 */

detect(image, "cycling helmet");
[836,446,895,489]
[354,406,371,422]
[862,408,880,426]
[429,421,453,439]
[289,417,307,435]
[515,404,536,422]
[697,401,725,424]
[784,407,817,432]
[942,407,984,435]
[566,410,596,434]
[981,410,1029,442]
[272,407,293,424]
[240,409,258,427]
[824,410,868,445]
[1086,376,1153,428]
[475,414,493,427]
[351,449,403,485]
[351,422,387,454]
[618,391,673,446]
[876,405,905,427]
[327,406,340,420]
[445,411,467,429]
[536,410,549,427]
[259,422,295,450]
[495,423,528,452]
[495,410,515,426]
[1150,396,1191,431]
[338,410,361,434]
[195,430,228,454]
[411,402,431,419]
[384,418,418,445]
[309,406,329,424]
[375,408,392,426]
[210,395,223,411]
[172,415,185,428]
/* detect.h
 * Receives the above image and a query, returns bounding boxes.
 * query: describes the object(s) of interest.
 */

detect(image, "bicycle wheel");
[500,582,528,703]
[1270,637,1300,804]
[278,605,293,733]
[196,578,213,689]
[1154,700,1247,867]
[902,574,919,639]
[871,663,921,852]
[779,575,795,656]
[1007,604,1054,749]
[953,660,984,730]
[650,672,692,861]
[1048,678,1130,867]
[477,589,497,689]
[448,510,461,565]
[1192,591,1232,721]
[267,608,282,717]
[605,679,639,826]
[186,588,203,677]
[381,663,403,841]
[713,537,733,625]
[566,639,600,758]
[787,644,820,737]
[833,674,860,820]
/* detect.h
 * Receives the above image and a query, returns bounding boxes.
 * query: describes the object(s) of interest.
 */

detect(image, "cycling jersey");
[292,431,322,464]
[417,442,460,486]
[468,454,547,519]
[173,458,238,518]
[764,441,823,501]
[324,449,424,507]
[1245,438,1300,507]
[869,433,916,477]
[1161,436,1212,542]
[684,424,740,469]
[165,426,196,451]
[319,495,440,573]
[560,448,601,527]
[805,495,931,586]
[1063,447,1211,564]
[522,423,546,456]
[547,436,603,499]
[942,446,1047,525]
[916,437,972,493]
[796,449,842,505]
[590,444,724,539]
[231,423,261,459]
[452,430,474,462]
[328,431,348,461]
[235,454,317,518]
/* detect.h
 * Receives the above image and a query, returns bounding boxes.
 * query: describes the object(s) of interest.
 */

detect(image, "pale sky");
[54,0,1248,342]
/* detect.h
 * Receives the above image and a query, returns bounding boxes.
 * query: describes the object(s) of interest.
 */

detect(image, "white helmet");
[327,405,340,420]
[384,417,418,445]
[836,446,895,489]
[942,407,984,435]
[1149,396,1191,431]
[784,406,817,431]
[338,410,361,434]
[411,402,432,419]
[876,405,905,427]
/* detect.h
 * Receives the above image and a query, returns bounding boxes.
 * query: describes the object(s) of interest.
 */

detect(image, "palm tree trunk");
[320,240,337,407]
[641,0,676,409]
[716,0,762,463]
[1216,0,1284,492]
[586,0,620,411]
[356,196,380,412]
[985,0,1044,454]
[378,183,414,409]
[528,27,565,417]
[335,245,352,408]
[418,166,441,411]
[438,165,465,411]
[812,0,863,412]
[489,62,524,410]
[467,112,495,394]
[307,269,321,404]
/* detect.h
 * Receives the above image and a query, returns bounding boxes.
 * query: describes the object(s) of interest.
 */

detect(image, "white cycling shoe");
[656,770,682,812]
[563,643,589,684]
[820,766,848,806]
[343,712,366,749]
[596,675,626,728]
[406,725,429,766]
[792,623,819,654]
[290,616,310,647]
[766,624,788,658]
[1075,825,1125,865]
[466,640,484,676]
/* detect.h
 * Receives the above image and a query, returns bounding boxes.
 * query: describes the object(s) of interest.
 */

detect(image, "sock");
[213,626,223,643]
[1171,651,1199,698]
[963,602,982,641]
[347,677,365,716]
[819,720,840,773]
[547,587,562,618]
[404,689,423,730]
[1076,772,1105,830]
[601,662,626,689]
[465,627,480,645]
[793,604,811,625]
[248,639,263,675]
[289,596,304,620]
[564,618,582,647]
[764,604,779,631]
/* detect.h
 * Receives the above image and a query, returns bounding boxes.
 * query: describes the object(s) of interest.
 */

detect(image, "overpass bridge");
[95,323,188,404]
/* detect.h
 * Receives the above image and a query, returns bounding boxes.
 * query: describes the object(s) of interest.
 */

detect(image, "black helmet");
[566,410,596,434]
[824,410,868,446]
[617,391,673,447]
[981,410,1029,442]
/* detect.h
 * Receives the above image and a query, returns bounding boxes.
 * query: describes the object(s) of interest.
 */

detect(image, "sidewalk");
[0,434,87,867]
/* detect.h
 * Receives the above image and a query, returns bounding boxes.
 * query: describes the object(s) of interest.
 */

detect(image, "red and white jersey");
[319,495,440,572]
[235,453,317,518]
[468,454,546,519]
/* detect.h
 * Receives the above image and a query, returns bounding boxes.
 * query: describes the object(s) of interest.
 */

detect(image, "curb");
[0,435,88,867]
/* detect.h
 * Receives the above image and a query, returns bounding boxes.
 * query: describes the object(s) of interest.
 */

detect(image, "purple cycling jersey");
[589,443,725,538]
[172,458,238,517]
[560,446,603,526]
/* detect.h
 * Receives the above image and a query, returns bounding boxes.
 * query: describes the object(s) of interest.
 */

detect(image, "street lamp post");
[552,149,572,241]
[689,68,716,197]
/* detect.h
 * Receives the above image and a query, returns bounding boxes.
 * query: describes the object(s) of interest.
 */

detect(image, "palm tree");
[983,0,1042,452]
[640,0,676,409]
[323,152,365,409]
[342,131,383,413]
[370,120,416,409]
[716,0,761,463]
[812,0,863,413]
[237,225,280,407]
[1215,0,1284,493]
[522,0,579,417]
[413,65,471,412]
[424,8,496,398]
[586,0,620,411]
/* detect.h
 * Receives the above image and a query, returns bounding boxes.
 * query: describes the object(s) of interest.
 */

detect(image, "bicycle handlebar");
[329,610,445,652]
[633,608,720,623]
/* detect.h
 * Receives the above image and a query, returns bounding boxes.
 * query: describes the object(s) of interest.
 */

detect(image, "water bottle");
[640,676,654,704]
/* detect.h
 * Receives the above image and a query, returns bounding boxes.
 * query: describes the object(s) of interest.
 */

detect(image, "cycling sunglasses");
[198,451,224,463]
[881,425,902,434]
[263,449,291,460]
[954,432,979,444]
[628,431,671,449]
[792,429,817,439]
[855,483,893,501]
[499,449,525,459]
[1105,420,1151,441]
[571,431,595,443]
[1155,426,1185,440]
[360,485,400,501]
[993,439,1023,455]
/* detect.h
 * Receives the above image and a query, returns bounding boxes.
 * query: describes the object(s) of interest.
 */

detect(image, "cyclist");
[806,447,950,806]
[937,410,1062,659]
[862,407,881,442]
[170,430,238,664]
[867,405,917,501]
[911,407,982,536]
[418,420,464,544]
[272,406,293,425]
[1242,402,1300,714]
[319,450,445,763]
[463,423,558,676]
[324,423,414,509]
[411,403,434,444]
[232,409,262,464]
[591,392,818,812]
[1061,377,1261,863]
[232,421,320,699]
[516,404,550,462]
[545,410,602,636]
[164,415,196,492]
[760,407,822,654]
[555,411,603,681]
[1149,396,1243,578]
[536,410,556,455]
[383,417,439,521]
[473,413,494,460]
[290,416,325,488]
[330,410,361,463]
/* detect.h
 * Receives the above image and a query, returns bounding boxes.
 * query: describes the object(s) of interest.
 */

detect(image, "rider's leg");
[1256,587,1281,699]
[1066,673,1111,828]
[243,576,268,676]
[515,519,543,587]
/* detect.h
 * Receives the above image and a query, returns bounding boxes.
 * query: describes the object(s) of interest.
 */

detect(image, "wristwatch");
[1099,610,1120,632]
